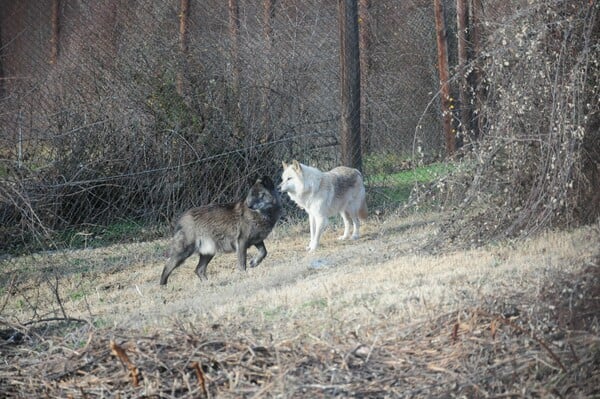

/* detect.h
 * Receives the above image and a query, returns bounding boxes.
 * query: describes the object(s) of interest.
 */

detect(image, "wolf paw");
[195,271,208,280]
[337,235,350,241]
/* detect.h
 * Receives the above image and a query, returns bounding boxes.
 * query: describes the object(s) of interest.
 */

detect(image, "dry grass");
[1,212,599,397]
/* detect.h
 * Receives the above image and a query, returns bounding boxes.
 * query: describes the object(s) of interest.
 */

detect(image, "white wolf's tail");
[358,196,368,220]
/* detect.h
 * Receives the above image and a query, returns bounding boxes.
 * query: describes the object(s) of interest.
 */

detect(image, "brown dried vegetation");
[0,216,598,397]
[424,1,600,247]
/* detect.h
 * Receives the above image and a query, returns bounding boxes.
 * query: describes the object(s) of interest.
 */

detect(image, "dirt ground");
[1,212,599,397]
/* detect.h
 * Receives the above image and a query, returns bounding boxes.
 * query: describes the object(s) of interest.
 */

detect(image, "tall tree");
[456,0,473,145]
[177,0,190,96]
[261,0,276,143]
[228,0,243,139]
[358,0,372,154]
[0,20,4,97]
[228,0,240,91]
[470,0,483,140]
[433,0,455,156]
[338,0,362,171]
[50,0,60,65]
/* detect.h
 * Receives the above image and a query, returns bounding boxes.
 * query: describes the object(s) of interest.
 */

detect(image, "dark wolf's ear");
[258,176,275,190]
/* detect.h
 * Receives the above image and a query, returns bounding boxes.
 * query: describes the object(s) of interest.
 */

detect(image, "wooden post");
[433,0,455,156]
[339,0,362,171]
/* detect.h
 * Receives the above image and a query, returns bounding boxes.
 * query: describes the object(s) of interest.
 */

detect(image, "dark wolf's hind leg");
[195,254,214,280]
[160,244,195,285]
[249,242,267,268]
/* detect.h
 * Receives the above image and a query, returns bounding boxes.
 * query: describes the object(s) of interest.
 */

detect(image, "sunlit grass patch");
[366,161,456,206]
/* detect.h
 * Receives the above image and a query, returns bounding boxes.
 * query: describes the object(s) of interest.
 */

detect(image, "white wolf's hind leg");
[351,214,360,240]
[338,211,351,240]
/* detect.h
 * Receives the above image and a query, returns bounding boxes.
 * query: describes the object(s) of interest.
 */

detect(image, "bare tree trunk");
[261,0,275,143]
[358,0,372,155]
[470,0,483,140]
[433,0,455,156]
[456,0,472,146]
[0,21,5,97]
[338,0,362,171]
[108,1,119,67]
[177,0,190,97]
[456,0,470,144]
[228,0,240,93]
[228,0,243,140]
[50,0,60,65]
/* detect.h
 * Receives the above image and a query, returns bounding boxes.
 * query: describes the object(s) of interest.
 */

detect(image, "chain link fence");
[0,0,566,252]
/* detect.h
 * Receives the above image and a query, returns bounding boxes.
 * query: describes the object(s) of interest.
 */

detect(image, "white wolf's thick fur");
[280,160,367,251]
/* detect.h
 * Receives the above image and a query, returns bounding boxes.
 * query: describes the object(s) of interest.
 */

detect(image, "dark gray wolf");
[160,176,282,285]
[280,160,367,252]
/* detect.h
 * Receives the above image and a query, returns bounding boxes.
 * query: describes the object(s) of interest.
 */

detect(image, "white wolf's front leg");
[309,215,328,252]
[307,212,316,250]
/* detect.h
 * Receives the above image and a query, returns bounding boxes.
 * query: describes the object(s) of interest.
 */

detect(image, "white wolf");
[280,160,367,251]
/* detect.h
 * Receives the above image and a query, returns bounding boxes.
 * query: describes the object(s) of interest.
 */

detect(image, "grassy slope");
[1,157,599,396]
[1,211,598,396]
[2,211,596,334]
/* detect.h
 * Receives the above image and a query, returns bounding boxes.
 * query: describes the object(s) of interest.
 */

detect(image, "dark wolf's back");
[160,175,283,285]
[175,203,244,253]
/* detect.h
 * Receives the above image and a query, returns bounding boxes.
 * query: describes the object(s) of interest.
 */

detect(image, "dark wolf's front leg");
[249,241,267,268]
[236,239,249,271]
[195,254,214,280]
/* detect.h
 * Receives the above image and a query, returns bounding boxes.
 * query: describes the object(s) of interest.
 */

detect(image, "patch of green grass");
[47,219,165,253]
[65,258,93,274]
[366,162,455,206]
[364,153,412,175]
[69,289,86,302]
[262,305,286,320]
[100,220,149,243]
[301,298,328,310]
[93,318,110,329]
[369,162,454,185]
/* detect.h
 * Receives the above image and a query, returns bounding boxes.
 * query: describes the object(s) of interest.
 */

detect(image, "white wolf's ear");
[282,161,288,169]
[292,160,301,173]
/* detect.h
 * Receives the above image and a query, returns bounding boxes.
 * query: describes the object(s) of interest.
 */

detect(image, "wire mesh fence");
[0,0,586,253]
[1,6,599,387]
[0,0,443,251]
